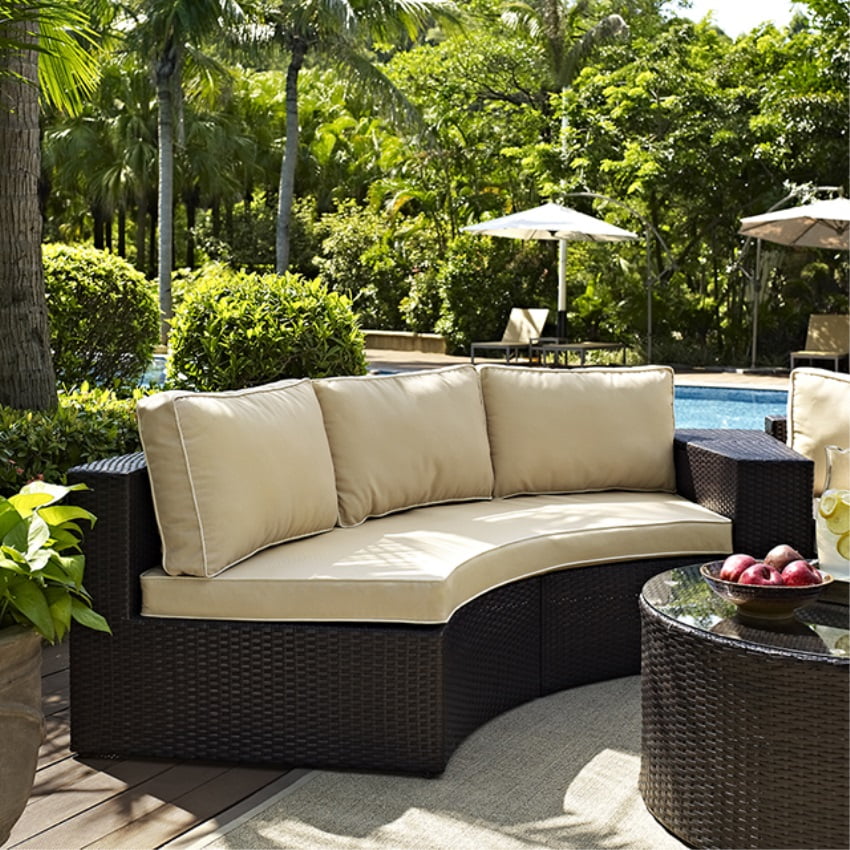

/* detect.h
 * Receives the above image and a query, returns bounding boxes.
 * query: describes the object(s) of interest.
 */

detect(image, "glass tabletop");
[642,564,850,659]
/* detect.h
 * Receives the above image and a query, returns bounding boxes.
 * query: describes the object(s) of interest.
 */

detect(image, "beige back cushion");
[788,367,850,495]
[314,366,494,526]
[137,380,338,576]
[479,365,676,497]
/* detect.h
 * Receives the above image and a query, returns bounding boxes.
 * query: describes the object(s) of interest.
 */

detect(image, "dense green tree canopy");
[20,0,850,368]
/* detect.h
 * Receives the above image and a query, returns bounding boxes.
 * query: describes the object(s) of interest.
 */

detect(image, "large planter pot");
[0,627,43,846]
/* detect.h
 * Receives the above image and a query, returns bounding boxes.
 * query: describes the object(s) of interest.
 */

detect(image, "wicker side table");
[639,565,849,850]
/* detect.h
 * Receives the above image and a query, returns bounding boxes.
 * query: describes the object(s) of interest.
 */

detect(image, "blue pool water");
[674,386,787,430]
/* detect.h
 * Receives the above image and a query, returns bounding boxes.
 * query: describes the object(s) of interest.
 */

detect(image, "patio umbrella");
[462,202,637,339]
[738,197,850,250]
[738,197,850,367]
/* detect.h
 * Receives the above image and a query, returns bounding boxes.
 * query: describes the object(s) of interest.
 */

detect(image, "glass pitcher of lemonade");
[816,445,850,581]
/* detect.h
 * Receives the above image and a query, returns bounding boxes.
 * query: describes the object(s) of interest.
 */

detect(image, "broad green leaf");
[57,554,85,588]
[0,508,22,541]
[71,598,110,634]
[47,527,83,553]
[7,492,53,518]
[38,505,96,528]
[46,589,72,642]
[8,578,55,642]
[26,513,51,560]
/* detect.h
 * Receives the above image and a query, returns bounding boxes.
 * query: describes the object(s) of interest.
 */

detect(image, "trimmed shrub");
[43,244,159,388]
[167,265,367,391]
[0,385,144,497]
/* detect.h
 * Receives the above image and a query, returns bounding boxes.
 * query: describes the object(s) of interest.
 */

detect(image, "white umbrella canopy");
[462,202,638,338]
[738,197,850,250]
[738,197,850,368]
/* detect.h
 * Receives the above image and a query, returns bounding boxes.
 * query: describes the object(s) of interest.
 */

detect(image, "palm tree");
[120,0,246,342]
[0,1,99,411]
[262,0,459,274]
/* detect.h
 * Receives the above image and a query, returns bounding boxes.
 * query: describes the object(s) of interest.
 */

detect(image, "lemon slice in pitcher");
[819,492,839,518]
[838,532,850,561]
[820,493,850,534]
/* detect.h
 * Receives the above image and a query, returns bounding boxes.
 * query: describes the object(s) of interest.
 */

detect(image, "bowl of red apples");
[700,545,833,622]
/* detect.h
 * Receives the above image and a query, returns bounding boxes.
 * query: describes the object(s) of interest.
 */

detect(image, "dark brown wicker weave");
[640,566,849,850]
[66,429,815,775]
[765,414,788,443]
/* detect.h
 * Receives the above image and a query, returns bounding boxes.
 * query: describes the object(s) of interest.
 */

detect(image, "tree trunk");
[135,192,147,272]
[275,43,306,275]
[117,207,126,257]
[156,45,177,343]
[0,18,57,411]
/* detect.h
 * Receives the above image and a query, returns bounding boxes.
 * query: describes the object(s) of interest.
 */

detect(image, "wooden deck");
[5,641,301,850]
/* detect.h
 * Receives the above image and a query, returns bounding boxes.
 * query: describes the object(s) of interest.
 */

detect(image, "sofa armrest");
[764,415,787,443]
[674,428,814,558]
[68,453,159,624]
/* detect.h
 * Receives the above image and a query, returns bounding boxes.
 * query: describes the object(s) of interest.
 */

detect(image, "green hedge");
[0,386,143,497]
[44,243,159,389]
[168,265,367,390]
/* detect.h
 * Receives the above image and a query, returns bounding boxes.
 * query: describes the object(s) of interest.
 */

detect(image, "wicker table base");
[639,566,849,850]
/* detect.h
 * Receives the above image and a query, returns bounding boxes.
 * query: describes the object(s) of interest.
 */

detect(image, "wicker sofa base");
[70,555,702,775]
[67,429,814,776]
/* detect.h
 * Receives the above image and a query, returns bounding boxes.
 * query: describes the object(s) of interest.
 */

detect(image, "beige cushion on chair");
[137,380,338,577]
[788,367,850,495]
[479,365,676,497]
[314,365,494,526]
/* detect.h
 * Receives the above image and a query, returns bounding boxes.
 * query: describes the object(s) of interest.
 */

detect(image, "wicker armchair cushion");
[137,380,338,577]
[140,491,731,624]
[479,365,676,498]
[314,365,494,527]
[788,367,850,495]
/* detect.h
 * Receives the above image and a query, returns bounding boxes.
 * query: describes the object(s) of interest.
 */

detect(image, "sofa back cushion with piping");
[479,365,677,497]
[137,379,338,577]
[788,367,850,495]
[314,365,494,527]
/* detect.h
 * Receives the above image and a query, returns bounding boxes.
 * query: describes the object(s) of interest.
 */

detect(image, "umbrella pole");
[557,240,567,340]
[751,239,761,370]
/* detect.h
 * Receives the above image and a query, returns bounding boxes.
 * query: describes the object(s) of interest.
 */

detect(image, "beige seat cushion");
[314,366,494,527]
[788,367,850,495]
[479,365,676,497]
[140,491,732,624]
[137,380,338,577]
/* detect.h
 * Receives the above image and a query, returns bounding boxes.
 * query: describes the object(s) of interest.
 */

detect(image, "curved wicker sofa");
[67,365,814,776]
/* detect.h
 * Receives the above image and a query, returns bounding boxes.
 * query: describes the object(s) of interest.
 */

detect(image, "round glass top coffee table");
[639,564,849,850]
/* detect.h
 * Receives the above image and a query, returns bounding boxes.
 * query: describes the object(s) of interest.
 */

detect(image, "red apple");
[719,553,757,582]
[763,544,804,570]
[781,560,822,586]
[739,563,785,586]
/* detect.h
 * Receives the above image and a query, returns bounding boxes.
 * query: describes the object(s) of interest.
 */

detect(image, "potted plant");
[0,480,109,845]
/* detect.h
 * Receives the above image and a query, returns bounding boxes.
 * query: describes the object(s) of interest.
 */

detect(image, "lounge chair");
[790,313,849,371]
[470,308,548,364]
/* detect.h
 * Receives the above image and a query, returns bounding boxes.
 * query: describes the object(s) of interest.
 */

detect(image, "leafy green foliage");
[431,234,555,354]
[43,244,159,388]
[0,386,144,497]
[314,201,439,330]
[0,481,109,644]
[194,194,321,278]
[167,265,368,391]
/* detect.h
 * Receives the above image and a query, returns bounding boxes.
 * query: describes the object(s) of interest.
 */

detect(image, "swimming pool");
[674,385,787,430]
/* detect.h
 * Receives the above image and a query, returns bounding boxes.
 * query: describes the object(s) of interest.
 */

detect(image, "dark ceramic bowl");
[700,560,833,622]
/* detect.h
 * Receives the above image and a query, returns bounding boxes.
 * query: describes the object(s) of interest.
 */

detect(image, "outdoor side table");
[639,565,849,850]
